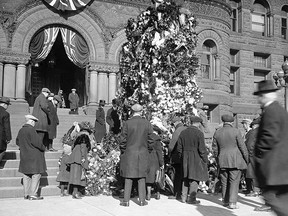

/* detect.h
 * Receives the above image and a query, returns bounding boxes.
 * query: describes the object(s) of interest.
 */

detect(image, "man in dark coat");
[68,88,79,114]
[212,114,248,209]
[47,94,60,151]
[32,87,50,150]
[168,115,186,199]
[119,104,154,207]
[94,100,106,143]
[0,96,12,163]
[106,99,121,134]
[253,80,288,215]
[16,114,47,200]
[177,116,208,205]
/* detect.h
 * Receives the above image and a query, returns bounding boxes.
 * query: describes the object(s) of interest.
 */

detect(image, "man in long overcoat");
[177,116,208,205]
[106,99,121,134]
[253,80,288,215]
[16,114,47,200]
[212,114,248,209]
[32,88,50,149]
[94,100,106,143]
[47,94,60,151]
[119,104,154,207]
[0,97,12,163]
[68,88,79,114]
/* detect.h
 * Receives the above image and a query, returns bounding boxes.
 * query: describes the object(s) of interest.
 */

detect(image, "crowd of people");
[0,80,288,215]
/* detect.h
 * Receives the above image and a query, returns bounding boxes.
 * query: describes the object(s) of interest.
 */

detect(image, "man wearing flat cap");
[119,103,154,207]
[212,114,248,209]
[0,96,12,163]
[253,80,288,214]
[68,88,79,114]
[16,114,47,200]
[32,88,51,150]
[177,115,208,205]
[168,114,186,200]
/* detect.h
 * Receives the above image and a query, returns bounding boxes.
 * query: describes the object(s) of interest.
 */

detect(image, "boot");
[146,186,151,201]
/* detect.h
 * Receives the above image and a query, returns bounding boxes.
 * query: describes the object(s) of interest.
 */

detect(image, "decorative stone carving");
[89,61,119,73]
[0,49,30,64]
[0,12,17,48]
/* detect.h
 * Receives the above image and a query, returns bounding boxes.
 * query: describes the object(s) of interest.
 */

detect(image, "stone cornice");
[89,62,119,73]
[0,50,31,64]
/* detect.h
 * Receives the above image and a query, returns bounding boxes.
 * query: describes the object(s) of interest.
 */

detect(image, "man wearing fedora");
[94,100,106,143]
[68,88,79,114]
[253,80,288,215]
[177,116,209,205]
[32,88,51,150]
[16,114,47,200]
[119,104,154,207]
[0,96,12,163]
[212,114,248,209]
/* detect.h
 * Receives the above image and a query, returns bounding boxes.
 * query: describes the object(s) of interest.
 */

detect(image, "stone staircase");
[0,108,96,199]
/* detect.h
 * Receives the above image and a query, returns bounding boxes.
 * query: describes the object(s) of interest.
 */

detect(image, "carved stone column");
[0,62,3,96]
[97,72,108,102]
[16,64,26,100]
[108,72,117,104]
[89,70,98,105]
[215,54,221,79]
[3,63,16,98]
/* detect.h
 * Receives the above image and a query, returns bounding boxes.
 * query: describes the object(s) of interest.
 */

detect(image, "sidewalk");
[0,192,275,216]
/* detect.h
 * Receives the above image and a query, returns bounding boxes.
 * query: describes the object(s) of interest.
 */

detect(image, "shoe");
[29,195,43,200]
[155,192,160,200]
[228,203,239,209]
[146,195,151,201]
[187,200,201,205]
[223,202,229,207]
[254,205,272,212]
[139,201,148,206]
[72,193,82,199]
[245,192,259,197]
[168,195,177,199]
[24,195,30,200]
[120,201,129,207]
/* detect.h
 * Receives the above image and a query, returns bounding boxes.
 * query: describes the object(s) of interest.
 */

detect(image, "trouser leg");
[181,178,188,202]
[23,174,32,197]
[245,178,253,192]
[172,163,182,197]
[30,174,41,196]
[228,169,241,203]
[138,178,146,202]
[188,180,199,201]
[220,169,229,203]
[0,150,5,163]
[123,178,133,202]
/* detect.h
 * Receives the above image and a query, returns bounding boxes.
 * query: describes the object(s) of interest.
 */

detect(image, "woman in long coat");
[94,100,106,143]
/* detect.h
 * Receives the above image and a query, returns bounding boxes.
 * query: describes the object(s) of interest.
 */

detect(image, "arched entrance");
[27,25,89,107]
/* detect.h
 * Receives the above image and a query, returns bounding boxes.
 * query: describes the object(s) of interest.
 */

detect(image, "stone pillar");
[89,70,98,105]
[215,55,221,79]
[108,72,117,104]
[0,62,3,96]
[97,72,108,103]
[3,64,16,98]
[15,64,26,100]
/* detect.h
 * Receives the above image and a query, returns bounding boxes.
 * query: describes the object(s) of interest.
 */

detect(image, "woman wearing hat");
[94,100,106,143]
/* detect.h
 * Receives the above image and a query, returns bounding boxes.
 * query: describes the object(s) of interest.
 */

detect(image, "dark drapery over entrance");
[43,0,93,11]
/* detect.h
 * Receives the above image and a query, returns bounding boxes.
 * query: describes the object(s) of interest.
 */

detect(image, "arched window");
[281,5,288,39]
[200,40,219,80]
[251,0,272,36]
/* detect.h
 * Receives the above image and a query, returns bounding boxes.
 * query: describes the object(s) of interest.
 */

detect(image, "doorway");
[29,33,86,107]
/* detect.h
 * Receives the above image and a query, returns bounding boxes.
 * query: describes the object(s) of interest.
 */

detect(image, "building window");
[281,5,288,39]
[229,0,241,32]
[230,49,240,65]
[254,53,271,68]
[251,0,272,37]
[230,67,239,95]
[200,40,218,80]
[254,69,269,90]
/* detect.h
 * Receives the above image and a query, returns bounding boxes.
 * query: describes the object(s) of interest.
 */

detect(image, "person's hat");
[131,103,143,112]
[151,117,168,132]
[0,96,11,105]
[25,114,38,122]
[250,117,261,126]
[99,100,105,106]
[41,88,50,93]
[48,93,55,97]
[190,116,203,123]
[171,116,181,124]
[241,118,252,124]
[221,114,234,122]
[71,88,76,91]
[53,95,62,103]
[253,80,279,95]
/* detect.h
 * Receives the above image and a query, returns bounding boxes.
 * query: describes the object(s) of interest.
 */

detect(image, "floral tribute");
[118,0,202,120]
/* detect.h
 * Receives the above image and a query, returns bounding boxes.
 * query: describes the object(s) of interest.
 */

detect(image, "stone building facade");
[0,0,287,131]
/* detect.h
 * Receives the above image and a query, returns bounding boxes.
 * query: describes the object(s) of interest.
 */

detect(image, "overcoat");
[212,123,248,170]
[255,101,288,186]
[146,133,164,184]
[68,93,79,109]
[177,126,209,181]
[32,93,50,132]
[106,107,121,134]
[245,128,258,178]
[47,101,59,139]
[0,106,12,151]
[119,116,154,178]
[94,107,106,143]
[16,124,47,174]
[168,122,186,164]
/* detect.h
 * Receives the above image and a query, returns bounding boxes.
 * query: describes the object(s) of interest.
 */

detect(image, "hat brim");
[253,88,279,95]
